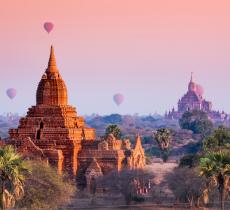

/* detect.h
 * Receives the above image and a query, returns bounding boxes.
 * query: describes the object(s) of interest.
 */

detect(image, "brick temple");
[7,46,146,189]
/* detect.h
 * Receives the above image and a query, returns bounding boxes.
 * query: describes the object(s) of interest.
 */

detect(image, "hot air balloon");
[6,88,17,99]
[44,22,54,34]
[113,94,124,106]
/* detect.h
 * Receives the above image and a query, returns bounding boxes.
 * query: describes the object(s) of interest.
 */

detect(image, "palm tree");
[0,145,29,209]
[200,151,230,210]
[153,128,172,162]
[105,124,122,139]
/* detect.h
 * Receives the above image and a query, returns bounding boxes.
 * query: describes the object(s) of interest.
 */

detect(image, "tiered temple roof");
[7,46,146,190]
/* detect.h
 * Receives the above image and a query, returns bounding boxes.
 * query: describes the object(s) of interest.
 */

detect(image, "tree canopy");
[166,167,206,207]
[0,145,30,209]
[200,151,230,210]
[16,160,76,209]
[203,126,230,151]
[153,128,172,162]
[199,126,230,210]
[179,110,213,137]
[98,169,154,205]
[105,124,122,139]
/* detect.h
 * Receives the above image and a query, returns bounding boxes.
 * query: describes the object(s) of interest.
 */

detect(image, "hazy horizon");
[1,0,230,115]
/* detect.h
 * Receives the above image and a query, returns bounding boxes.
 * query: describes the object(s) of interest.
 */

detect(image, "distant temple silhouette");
[165,73,228,121]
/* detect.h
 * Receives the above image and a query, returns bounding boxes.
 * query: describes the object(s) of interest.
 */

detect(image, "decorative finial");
[134,134,143,149]
[48,45,56,67]
[136,134,141,143]
[46,45,58,73]
[190,72,194,82]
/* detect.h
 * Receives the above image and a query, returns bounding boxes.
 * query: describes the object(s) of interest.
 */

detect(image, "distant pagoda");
[165,73,228,121]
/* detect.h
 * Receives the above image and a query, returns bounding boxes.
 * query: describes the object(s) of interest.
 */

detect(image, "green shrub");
[132,195,145,202]
[179,154,199,168]
[17,160,76,209]
[145,156,153,165]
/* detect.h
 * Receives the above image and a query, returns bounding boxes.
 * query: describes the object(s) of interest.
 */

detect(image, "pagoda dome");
[36,46,68,105]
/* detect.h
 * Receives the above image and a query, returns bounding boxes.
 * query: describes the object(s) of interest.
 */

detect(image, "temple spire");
[37,45,67,105]
[135,134,142,149]
[188,72,196,92]
[46,45,59,73]
[190,72,194,82]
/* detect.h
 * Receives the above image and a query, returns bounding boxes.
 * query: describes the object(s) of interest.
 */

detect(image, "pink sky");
[0,0,230,115]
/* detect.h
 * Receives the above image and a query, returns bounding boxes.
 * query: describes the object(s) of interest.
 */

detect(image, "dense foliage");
[17,160,76,209]
[0,145,29,209]
[145,145,162,158]
[153,128,172,162]
[199,126,230,210]
[105,124,122,139]
[179,153,200,168]
[102,114,123,124]
[179,110,213,137]
[200,151,230,210]
[166,167,206,207]
[203,126,230,150]
[98,169,154,205]
[174,126,230,209]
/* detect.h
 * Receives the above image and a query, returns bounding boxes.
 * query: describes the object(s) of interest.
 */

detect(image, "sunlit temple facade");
[6,46,146,189]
